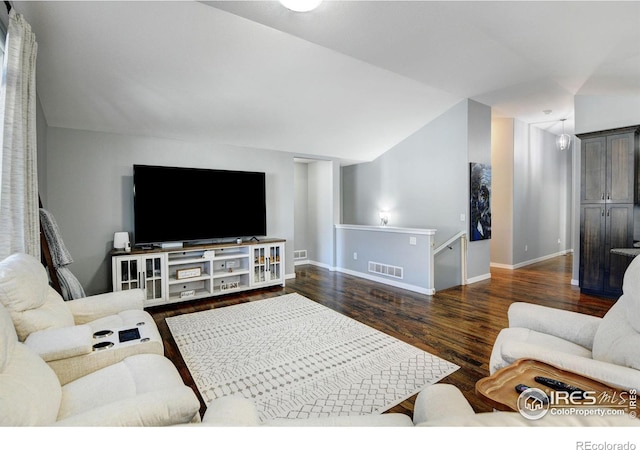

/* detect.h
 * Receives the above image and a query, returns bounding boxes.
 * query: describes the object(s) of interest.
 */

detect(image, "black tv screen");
[133,164,267,245]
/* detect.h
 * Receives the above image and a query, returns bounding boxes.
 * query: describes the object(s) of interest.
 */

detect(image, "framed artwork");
[469,162,491,241]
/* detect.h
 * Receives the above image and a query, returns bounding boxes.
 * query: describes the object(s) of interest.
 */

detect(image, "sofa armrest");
[200,395,261,426]
[501,340,640,391]
[53,386,201,426]
[24,325,92,361]
[507,302,601,349]
[68,289,145,324]
[412,384,475,425]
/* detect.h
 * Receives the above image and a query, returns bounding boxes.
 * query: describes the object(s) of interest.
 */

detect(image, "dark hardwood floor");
[149,254,615,420]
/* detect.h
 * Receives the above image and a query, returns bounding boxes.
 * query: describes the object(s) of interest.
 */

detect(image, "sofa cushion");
[592,256,640,370]
[490,327,592,374]
[0,303,17,372]
[0,253,49,311]
[622,255,640,333]
[592,296,640,371]
[0,254,74,341]
[57,353,200,425]
[0,299,62,426]
[10,286,74,342]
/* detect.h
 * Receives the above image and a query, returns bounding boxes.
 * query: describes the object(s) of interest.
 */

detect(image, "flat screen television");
[133,164,267,246]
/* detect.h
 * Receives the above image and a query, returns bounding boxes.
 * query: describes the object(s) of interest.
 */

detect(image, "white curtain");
[0,10,39,261]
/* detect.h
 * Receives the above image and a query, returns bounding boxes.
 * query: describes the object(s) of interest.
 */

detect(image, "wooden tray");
[476,359,634,414]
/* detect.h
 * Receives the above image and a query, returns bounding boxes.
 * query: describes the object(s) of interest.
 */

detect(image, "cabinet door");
[267,244,283,283]
[581,138,606,203]
[113,256,141,291]
[579,205,605,293]
[252,246,268,285]
[251,244,284,286]
[606,132,636,204]
[604,204,634,295]
[142,254,165,301]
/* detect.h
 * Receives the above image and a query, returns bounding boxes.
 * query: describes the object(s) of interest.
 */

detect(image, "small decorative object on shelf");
[176,267,201,280]
[180,289,196,299]
[220,281,239,292]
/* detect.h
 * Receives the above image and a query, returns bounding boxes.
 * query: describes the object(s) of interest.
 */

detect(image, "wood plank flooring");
[149,254,615,420]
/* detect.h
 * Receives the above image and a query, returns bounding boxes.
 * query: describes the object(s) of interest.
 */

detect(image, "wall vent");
[294,250,307,260]
[368,261,403,279]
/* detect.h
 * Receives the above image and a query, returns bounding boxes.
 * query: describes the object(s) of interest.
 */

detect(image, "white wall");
[490,118,514,266]
[307,160,337,268]
[342,99,492,289]
[293,162,309,261]
[575,95,640,135]
[511,120,573,267]
[44,127,295,295]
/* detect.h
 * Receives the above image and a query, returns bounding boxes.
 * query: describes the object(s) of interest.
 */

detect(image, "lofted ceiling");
[14,1,640,163]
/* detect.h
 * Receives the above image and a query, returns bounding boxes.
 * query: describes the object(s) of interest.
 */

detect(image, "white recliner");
[0,253,164,384]
[0,300,200,426]
[489,254,640,391]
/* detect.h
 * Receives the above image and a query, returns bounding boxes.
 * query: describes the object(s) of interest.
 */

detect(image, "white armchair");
[0,301,200,426]
[0,253,163,384]
[489,255,640,391]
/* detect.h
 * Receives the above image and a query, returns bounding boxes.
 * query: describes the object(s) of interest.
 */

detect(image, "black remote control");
[515,384,548,403]
[534,376,585,398]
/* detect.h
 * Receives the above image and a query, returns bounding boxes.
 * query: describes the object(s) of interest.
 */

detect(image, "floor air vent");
[368,261,403,279]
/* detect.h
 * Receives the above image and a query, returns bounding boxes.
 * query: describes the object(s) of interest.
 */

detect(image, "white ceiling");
[15,1,640,163]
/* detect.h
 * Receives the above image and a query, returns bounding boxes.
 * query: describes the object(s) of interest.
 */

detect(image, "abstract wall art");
[469,162,491,241]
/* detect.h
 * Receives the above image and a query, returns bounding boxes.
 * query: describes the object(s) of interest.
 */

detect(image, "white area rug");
[166,293,459,422]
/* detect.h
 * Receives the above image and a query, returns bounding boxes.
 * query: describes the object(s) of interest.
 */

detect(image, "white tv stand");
[111,238,285,308]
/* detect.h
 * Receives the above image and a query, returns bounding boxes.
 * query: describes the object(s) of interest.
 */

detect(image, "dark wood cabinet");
[578,125,639,298]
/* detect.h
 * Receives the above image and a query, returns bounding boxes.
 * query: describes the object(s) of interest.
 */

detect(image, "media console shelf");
[111,239,285,307]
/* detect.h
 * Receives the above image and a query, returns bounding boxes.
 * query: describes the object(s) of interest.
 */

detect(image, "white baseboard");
[334,267,435,295]
[490,250,573,270]
[466,273,492,284]
[294,259,310,266]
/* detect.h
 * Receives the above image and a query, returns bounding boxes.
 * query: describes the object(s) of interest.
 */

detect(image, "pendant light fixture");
[557,119,571,151]
[279,0,323,12]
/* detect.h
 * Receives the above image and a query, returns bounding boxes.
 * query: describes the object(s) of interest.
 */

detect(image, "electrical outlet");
[353,252,358,260]
[525,245,528,252]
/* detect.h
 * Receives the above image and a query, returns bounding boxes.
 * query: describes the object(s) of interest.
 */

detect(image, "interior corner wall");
[490,118,514,266]
[306,160,336,269]
[342,100,469,236]
[512,119,573,267]
[43,127,295,295]
[466,100,492,280]
[341,99,492,289]
[293,162,309,260]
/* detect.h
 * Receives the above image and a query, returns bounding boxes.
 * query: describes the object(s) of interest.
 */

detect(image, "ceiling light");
[279,0,323,12]
[557,119,571,151]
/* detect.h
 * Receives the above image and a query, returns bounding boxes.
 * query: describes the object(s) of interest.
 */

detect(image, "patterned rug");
[166,292,459,422]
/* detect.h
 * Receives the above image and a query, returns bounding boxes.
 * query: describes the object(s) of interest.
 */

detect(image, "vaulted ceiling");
[15,1,640,163]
